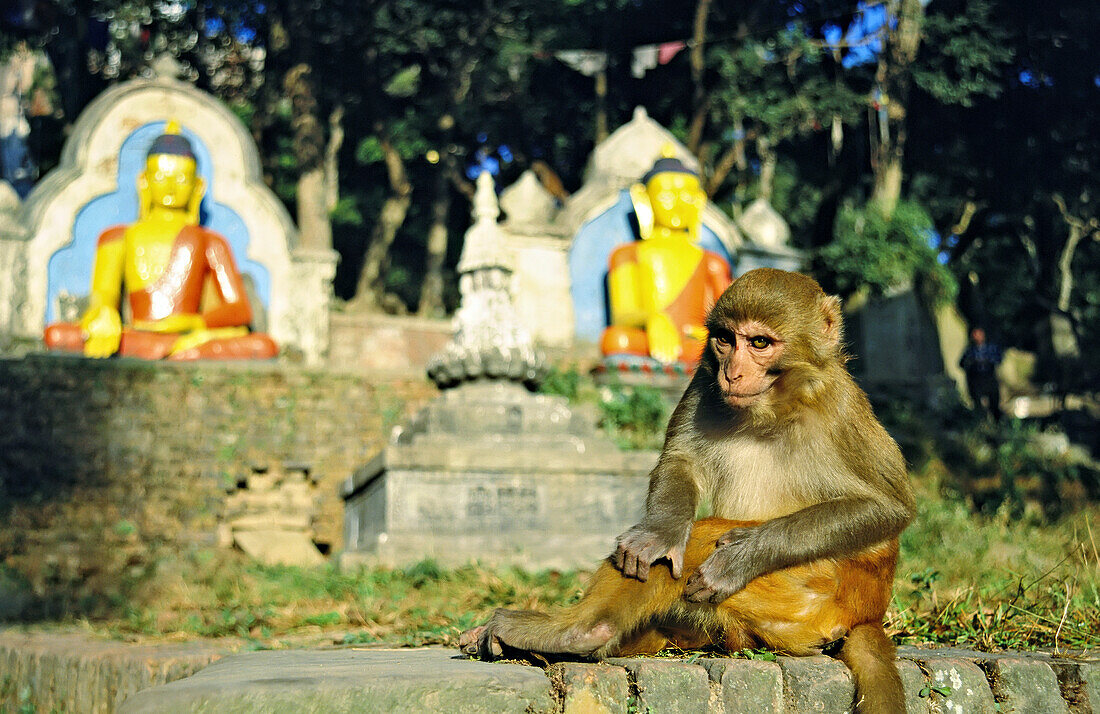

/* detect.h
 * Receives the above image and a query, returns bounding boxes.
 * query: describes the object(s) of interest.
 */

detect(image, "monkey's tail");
[836,622,905,714]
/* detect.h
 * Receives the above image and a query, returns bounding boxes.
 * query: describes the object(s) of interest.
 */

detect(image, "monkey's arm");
[686,382,915,603]
[613,452,698,581]
[683,493,913,603]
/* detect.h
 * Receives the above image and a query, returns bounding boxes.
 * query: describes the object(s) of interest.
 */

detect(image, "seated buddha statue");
[599,154,731,366]
[44,123,277,360]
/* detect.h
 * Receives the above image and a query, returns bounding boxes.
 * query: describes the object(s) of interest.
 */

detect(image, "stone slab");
[607,658,711,714]
[778,654,856,712]
[982,656,1068,713]
[701,657,784,713]
[916,657,997,714]
[232,529,325,567]
[118,648,556,714]
[897,658,932,713]
[548,662,630,714]
[0,630,229,714]
[1079,661,1100,712]
[341,462,652,570]
[3,634,1088,714]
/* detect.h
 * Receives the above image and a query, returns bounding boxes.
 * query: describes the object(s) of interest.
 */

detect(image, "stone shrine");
[0,77,337,364]
[341,174,655,569]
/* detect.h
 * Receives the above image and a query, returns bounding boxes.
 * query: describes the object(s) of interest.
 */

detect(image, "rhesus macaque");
[458,269,915,714]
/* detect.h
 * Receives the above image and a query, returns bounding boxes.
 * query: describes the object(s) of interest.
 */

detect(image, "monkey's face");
[707,320,784,409]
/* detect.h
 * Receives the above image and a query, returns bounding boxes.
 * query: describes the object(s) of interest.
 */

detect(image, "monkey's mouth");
[723,387,770,407]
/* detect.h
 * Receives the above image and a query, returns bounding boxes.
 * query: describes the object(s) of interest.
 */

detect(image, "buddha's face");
[144,153,198,209]
[646,171,705,231]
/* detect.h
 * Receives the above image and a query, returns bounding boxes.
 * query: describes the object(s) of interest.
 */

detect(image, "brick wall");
[0,355,436,615]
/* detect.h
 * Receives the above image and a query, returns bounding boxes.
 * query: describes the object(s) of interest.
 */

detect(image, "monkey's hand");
[613,520,691,581]
[683,526,761,603]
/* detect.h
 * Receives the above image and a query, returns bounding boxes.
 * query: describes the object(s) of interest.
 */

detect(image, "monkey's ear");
[820,294,842,348]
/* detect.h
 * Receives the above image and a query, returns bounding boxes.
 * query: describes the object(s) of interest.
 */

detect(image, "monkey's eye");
[711,333,731,348]
[749,336,772,349]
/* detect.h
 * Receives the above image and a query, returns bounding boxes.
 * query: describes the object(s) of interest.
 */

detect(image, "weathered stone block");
[897,658,932,713]
[1078,661,1100,712]
[778,654,855,712]
[549,662,630,714]
[119,648,555,714]
[607,659,710,714]
[701,657,784,713]
[341,439,655,569]
[911,656,996,714]
[983,656,1067,713]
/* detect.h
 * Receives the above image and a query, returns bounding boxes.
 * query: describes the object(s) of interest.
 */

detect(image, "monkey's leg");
[459,556,686,660]
[459,521,739,661]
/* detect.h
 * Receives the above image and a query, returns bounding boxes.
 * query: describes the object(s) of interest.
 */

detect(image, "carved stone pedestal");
[340,426,654,570]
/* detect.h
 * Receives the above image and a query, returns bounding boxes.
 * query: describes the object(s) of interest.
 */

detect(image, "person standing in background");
[960,327,1004,421]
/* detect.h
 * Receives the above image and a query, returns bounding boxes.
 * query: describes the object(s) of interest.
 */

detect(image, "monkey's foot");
[458,625,503,659]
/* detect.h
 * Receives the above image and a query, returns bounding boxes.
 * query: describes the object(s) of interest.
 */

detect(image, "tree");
[907,0,1098,389]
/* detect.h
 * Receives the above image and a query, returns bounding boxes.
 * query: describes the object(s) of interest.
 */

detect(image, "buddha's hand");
[80,305,122,358]
[132,314,207,334]
[169,326,248,357]
[646,312,683,364]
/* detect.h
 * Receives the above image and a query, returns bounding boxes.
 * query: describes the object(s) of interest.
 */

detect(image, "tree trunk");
[284,63,333,251]
[1047,194,1094,360]
[418,168,452,317]
[686,0,713,155]
[869,0,924,219]
[756,136,776,201]
[350,132,412,310]
[324,105,344,215]
[594,70,609,143]
[296,168,330,251]
[706,116,747,197]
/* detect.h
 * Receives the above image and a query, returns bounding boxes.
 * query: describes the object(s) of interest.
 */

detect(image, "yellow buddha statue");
[599,154,731,366]
[44,123,277,360]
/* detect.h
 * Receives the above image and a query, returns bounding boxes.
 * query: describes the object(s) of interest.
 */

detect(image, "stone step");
[0,630,227,714]
[3,632,1098,713]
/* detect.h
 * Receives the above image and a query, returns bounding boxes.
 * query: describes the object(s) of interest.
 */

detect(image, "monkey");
[458,269,915,714]
[459,518,902,710]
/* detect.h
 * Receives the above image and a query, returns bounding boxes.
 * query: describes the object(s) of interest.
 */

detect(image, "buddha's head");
[138,122,204,219]
[642,156,706,232]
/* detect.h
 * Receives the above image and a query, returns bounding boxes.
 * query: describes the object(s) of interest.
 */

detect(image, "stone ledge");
[0,630,230,714]
[3,633,1098,713]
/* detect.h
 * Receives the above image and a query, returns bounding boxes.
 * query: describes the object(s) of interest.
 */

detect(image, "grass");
[18,464,1095,656]
[7,369,1098,655]
[891,460,1100,652]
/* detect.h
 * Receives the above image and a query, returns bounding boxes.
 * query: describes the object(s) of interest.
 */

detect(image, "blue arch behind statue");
[45,121,271,324]
[568,190,734,343]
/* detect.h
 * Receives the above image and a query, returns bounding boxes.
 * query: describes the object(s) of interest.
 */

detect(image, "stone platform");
[341,382,658,570]
[4,631,1098,713]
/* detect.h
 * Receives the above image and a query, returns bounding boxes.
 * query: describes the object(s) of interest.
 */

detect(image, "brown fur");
[460,518,903,713]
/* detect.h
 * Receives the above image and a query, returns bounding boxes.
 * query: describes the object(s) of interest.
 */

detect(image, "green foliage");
[538,366,581,401]
[383,65,422,98]
[709,26,864,144]
[354,111,432,165]
[329,196,364,227]
[915,1,1014,107]
[598,384,668,451]
[768,158,824,236]
[817,200,957,305]
[937,420,1097,519]
[112,520,137,537]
